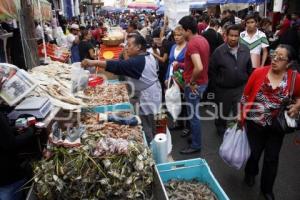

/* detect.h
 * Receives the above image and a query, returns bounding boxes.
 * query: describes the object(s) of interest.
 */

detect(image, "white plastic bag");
[219,124,251,170]
[165,78,181,121]
[71,62,90,94]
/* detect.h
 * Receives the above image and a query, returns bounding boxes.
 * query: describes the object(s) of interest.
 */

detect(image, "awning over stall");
[0,0,19,21]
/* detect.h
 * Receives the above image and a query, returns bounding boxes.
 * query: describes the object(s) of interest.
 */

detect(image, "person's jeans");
[184,84,207,149]
[0,178,26,200]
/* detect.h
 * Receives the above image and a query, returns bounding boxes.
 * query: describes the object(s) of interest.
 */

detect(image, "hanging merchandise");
[33,0,52,21]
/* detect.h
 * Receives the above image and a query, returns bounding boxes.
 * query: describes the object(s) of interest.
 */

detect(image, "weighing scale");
[8,96,52,120]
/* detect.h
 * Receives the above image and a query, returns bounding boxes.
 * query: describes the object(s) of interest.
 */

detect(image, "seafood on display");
[29,62,86,109]
[165,179,218,200]
[33,136,154,199]
[83,83,129,105]
[29,62,130,109]
[93,137,129,157]
[81,113,143,143]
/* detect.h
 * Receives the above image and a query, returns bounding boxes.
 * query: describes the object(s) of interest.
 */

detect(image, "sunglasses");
[270,54,288,62]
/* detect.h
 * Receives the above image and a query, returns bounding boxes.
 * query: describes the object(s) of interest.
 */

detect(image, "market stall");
[0,57,229,199]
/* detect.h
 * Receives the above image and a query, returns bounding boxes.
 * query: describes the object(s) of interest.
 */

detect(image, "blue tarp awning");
[156,6,164,15]
[190,2,207,9]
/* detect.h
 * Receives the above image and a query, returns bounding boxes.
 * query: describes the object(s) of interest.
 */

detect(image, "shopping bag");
[165,78,181,121]
[219,124,251,170]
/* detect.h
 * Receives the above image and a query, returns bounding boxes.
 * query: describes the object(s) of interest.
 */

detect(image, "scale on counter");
[8,97,52,120]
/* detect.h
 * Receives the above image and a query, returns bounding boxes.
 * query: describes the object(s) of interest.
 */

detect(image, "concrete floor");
[169,107,300,200]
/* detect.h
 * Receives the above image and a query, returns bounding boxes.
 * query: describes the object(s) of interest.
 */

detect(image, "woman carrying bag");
[239,44,300,200]
[164,25,187,133]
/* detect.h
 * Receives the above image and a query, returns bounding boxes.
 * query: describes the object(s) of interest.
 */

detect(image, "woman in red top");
[240,44,300,200]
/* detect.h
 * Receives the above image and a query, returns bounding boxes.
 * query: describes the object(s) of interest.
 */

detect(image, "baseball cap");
[70,24,79,30]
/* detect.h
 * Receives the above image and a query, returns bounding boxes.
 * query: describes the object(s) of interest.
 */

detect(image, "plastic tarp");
[190,2,207,9]
[34,0,52,21]
[207,0,266,5]
[156,6,164,15]
[127,0,158,10]
[0,0,19,21]
[0,0,51,21]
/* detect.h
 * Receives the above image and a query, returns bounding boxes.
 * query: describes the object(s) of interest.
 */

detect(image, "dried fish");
[165,179,218,200]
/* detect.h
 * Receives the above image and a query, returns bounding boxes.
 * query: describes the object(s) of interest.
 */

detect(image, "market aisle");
[170,107,300,200]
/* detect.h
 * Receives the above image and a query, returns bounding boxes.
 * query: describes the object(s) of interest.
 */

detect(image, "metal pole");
[264,0,267,17]
[37,0,47,62]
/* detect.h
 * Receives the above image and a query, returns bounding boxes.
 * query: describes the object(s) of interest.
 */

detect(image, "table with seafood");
[27,61,224,200]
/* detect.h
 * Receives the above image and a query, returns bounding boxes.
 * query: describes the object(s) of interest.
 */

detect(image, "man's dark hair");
[226,24,241,35]
[178,16,198,34]
[231,10,237,16]
[245,14,258,22]
[285,14,292,20]
[128,21,138,30]
[209,18,220,27]
[152,27,161,38]
[128,33,147,51]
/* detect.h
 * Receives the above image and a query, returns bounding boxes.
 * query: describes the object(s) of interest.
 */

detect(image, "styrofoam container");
[155,158,230,200]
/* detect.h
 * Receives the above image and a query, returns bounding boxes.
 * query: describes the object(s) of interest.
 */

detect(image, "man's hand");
[189,83,198,95]
[81,59,93,68]
[287,104,300,118]
[172,61,179,71]
[164,80,169,88]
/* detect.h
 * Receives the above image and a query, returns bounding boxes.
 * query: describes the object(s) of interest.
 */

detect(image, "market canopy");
[33,0,52,21]
[207,0,266,5]
[0,0,19,21]
[127,0,158,10]
[156,6,164,15]
[190,2,207,9]
[0,0,51,21]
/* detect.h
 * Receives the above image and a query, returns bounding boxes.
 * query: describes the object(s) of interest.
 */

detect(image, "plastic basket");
[155,158,230,200]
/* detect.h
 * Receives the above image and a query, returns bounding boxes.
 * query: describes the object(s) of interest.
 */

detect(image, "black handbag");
[275,71,300,134]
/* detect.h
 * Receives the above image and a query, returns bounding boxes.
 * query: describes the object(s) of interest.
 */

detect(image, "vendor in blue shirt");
[82,33,162,144]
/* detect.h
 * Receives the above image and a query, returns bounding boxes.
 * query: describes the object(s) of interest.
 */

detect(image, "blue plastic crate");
[82,102,134,113]
[155,158,230,200]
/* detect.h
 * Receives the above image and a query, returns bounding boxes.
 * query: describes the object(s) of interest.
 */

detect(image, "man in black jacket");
[208,25,252,136]
[202,18,224,55]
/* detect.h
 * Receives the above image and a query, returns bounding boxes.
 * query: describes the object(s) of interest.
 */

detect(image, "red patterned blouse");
[243,73,289,126]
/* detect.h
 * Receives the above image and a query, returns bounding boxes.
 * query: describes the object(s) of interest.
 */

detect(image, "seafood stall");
[1,60,228,199]
[19,61,155,199]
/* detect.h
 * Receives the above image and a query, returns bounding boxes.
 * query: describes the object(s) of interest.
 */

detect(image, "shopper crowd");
[1,6,300,200]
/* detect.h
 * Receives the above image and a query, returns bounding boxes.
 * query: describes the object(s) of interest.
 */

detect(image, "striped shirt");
[240,29,269,55]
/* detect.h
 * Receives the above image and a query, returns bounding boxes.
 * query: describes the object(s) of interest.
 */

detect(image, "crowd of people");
[80,9,300,200]
[1,6,300,200]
